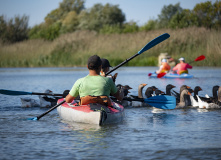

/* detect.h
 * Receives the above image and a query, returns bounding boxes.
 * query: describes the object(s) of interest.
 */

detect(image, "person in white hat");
[172,57,192,75]
[156,58,171,74]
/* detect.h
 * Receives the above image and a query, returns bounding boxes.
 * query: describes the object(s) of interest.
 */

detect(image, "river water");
[0,67,221,160]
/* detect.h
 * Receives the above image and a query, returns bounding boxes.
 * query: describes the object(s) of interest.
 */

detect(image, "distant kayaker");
[65,55,124,105]
[156,58,171,74]
[100,58,118,82]
[172,57,192,75]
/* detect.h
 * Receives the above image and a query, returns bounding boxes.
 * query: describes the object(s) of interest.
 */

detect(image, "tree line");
[0,0,220,43]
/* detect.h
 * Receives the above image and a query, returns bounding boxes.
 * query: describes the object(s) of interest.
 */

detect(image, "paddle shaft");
[105,54,139,76]
[0,89,63,96]
[32,92,63,96]
[186,55,205,64]
[105,33,170,76]
[35,100,65,120]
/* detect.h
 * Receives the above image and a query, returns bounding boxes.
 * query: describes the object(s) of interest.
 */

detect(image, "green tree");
[28,24,44,39]
[169,9,198,29]
[78,3,125,31]
[99,24,122,34]
[61,11,79,33]
[45,0,84,25]
[122,21,139,33]
[193,1,215,29]
[44,8,63,26]
[158,3,183,28]
[59,0,85,14]
[0,16,7,41]
[213,0,221,29]
[140,19,158,31]
[44,22,62,40]
[29,22,62,41]
[0,15,29,43]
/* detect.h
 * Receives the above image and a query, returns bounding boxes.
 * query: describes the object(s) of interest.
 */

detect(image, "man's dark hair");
[87,55,102,70]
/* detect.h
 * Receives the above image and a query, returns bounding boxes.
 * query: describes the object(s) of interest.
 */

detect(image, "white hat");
[161,59,167,62]
[179,57,185,61]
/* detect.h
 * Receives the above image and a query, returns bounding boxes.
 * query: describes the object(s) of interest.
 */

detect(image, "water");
[0,67,221,160]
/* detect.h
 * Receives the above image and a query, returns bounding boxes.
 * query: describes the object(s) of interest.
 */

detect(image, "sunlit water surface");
[0,67,221,160]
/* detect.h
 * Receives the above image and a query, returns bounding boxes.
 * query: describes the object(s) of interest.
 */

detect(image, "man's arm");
[187,63,193,69]
[65,94,75,103]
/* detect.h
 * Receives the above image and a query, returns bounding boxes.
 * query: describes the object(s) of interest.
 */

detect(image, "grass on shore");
[0,27,221,68]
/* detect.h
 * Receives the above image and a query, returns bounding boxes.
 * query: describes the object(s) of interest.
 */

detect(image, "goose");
[137,83,147,99]
[165,84,176,95]
[185,88,194,106]
[116,84,132,97]
[130,83,148,107]
[197,95,221,109]
[39,89,61,107]
[172,85,191,103]
[212,86,221,106]
[145,86,157,98]
[123,85,133,96]
[151,86,158,96]
[193,86,203,101]
[190,95,199,107]
[20,97,40,108]
[115,84,133,107]
[176,89,192,108]
[155,89,165,96]
[200,85,220,103]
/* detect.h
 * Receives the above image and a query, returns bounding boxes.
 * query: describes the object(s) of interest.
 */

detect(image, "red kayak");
[57,98,125,125]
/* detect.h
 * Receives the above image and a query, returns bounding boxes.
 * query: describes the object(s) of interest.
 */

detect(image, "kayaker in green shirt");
[65,55,124,105]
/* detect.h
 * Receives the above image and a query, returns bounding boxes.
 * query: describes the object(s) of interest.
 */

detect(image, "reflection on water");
[151,113,178,125]
[60,120,101,131]
[197,108,209,112]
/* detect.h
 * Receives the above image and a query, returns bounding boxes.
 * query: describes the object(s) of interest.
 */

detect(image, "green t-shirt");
[69,75,118,97]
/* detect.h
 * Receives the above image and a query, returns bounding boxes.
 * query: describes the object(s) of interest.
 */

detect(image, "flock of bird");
[20,84,221,110]
[117,84,221,109]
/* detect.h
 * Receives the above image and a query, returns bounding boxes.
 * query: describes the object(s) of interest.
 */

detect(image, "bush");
[0,15,29,43]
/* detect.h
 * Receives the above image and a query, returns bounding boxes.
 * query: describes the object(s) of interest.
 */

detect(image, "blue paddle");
[105,33,170,76]
[28,33,170,120]
[0,89,63,96]
[123,95,176,109]
[144,95,176,109]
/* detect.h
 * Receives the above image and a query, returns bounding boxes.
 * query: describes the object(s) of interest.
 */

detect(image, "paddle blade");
[138,33,170,54]
[0,89,32,96]
[157,72,166,78]
[148,73,152,77]
[27,117,38,121]
[195,55,205,61]
[144,95,176,109]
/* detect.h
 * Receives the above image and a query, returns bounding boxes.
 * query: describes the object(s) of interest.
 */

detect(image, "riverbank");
[0,27,221,67]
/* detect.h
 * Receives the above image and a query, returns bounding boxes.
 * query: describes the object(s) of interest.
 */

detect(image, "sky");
[0,0,217,27]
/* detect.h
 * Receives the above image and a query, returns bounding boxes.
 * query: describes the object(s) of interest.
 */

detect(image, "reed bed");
[0,27,221,67]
